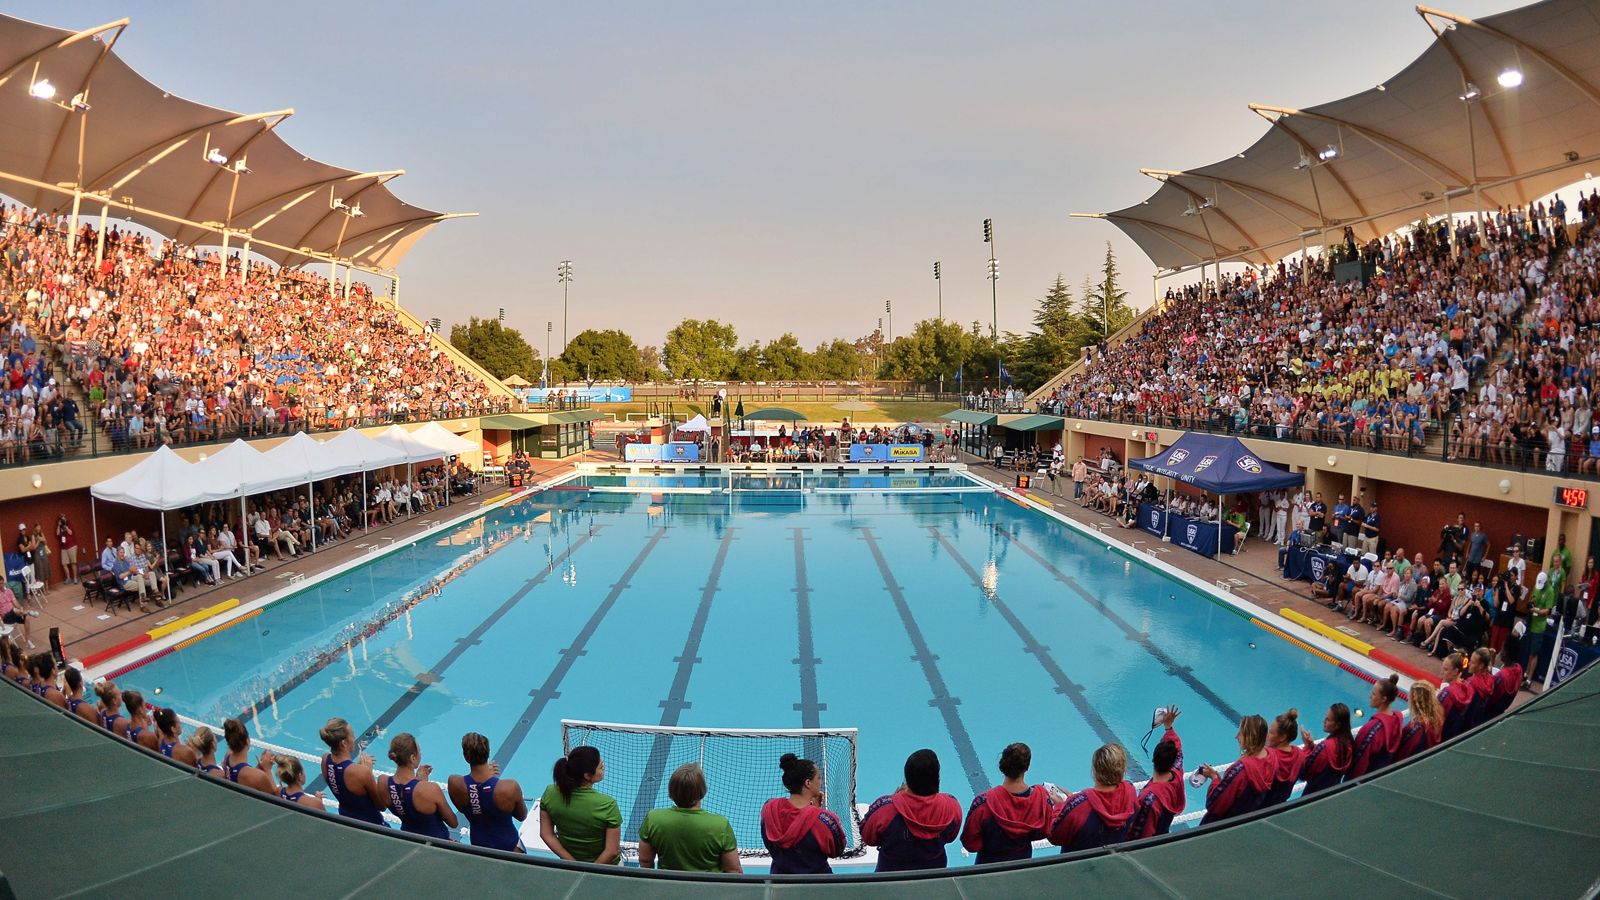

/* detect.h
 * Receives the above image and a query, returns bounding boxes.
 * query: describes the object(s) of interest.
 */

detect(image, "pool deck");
[30,453,610,663]
[963,456,1540,704]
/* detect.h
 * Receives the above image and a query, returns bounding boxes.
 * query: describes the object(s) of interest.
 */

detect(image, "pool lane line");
[493,526,670,771]
[344,528,605,756]
[625,528,738,838]
[927,527,1149,781]
[987,524,1245,727]
[859,527,989,799]
[792,528,826,731]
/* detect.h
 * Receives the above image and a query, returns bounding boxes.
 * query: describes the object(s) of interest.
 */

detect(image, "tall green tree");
[729,342,766,381]
[878,318,972,383]
[1081,243,1136,339]
[448,317,539,381]
[811,338,865,380]
[761,333,814,379]
[560,329,644,382]
[638,345,664,381]
[662,318,739,380]
[1007,276,1091,390]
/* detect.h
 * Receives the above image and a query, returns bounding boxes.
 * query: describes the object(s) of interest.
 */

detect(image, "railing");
[0,402,510,471]
[1042,405,1600,483]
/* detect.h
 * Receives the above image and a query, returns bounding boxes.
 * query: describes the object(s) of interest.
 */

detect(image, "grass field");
[587,399,958,424]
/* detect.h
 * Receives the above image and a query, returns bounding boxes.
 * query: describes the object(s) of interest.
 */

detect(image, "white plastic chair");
[21,564,44,608]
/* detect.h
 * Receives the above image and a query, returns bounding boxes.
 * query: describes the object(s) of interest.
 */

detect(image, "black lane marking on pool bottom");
[492,527,669,771]
[792,528,825,728]
[928,527,1149,781]
[989,524,1243,726]
[625,528,737,839]
[792,528,825,764]
[859,527,988,799]
[345,529,604,754]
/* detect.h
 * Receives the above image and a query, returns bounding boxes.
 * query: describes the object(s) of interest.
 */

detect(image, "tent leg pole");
[309,482,316,553]
[161,514,171,602]
[407,462,413,518]
[363,472,369,533]
[91,498,99,562]
[241,496,248,569]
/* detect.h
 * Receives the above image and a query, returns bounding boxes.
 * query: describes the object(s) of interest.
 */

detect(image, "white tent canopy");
[676,414,711,433]
[261,431,346,482]
[410,421,477,457]
[373,424,447,464]
[194,438,308,499]
[89,445,233,510]
[319,429,411,475]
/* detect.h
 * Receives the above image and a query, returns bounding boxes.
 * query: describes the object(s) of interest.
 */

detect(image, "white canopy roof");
[1085,0,1600,271]
[676,414,711,433]
[319,429,411,474]
[0,13,472,271]
[373,425,447,464]
[194,438,307,498]
[409,421,478,457]
[90,445,232,510]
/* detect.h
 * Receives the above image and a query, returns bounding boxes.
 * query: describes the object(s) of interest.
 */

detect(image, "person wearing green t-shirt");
[1527,571,1558,688]
[637,764,741,873]
[539,746,621,864]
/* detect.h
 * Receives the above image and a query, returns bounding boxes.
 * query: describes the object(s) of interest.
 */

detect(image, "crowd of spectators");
[1030,193,1600,474]
[0,205,505,463]
[1,642,1529,875]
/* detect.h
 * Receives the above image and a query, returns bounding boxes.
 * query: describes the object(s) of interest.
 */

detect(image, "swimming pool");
[115,470,1386,863]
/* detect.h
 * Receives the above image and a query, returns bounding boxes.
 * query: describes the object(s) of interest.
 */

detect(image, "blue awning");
[1129,433,1303,494]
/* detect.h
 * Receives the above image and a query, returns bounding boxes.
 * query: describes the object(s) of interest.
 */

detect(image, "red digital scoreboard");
[1553,485,1589,509]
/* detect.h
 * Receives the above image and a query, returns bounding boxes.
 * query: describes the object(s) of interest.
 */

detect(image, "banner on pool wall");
[523,386,633,403]
[849,443,924,463]
[624,442,699,462]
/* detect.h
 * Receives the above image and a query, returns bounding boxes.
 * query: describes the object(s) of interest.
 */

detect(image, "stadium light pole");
[933,261,943,321]
[984,218,999,386]
[885,298,893,342]
[557,260,573,352]
[545,320,553,389]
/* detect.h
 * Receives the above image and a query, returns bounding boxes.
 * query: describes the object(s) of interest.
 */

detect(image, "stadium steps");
[382,297,521,404]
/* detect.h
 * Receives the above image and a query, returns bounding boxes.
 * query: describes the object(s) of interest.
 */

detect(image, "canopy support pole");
[240,496,248,568]
[1217,494,1225,559]
[90,497,99,560]
[67,189,82,253]
[363,471,369,532]
[308,482,316,552]
[160,513,171,602]
[95,202,109,267]
[241,240,251,282]
[406,462,413,518]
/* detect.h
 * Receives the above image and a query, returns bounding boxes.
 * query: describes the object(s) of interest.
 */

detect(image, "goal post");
[559,719,862,857]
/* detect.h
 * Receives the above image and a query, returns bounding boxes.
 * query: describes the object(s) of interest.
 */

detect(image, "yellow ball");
[1354,709,1364,718]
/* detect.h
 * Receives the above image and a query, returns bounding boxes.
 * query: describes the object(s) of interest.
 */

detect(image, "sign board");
[523,386,633,403]
[624,442,700,462]
[849,443,925,463]
[624,443,662,462]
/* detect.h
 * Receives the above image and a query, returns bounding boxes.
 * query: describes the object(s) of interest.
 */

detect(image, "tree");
[1081,243,1136,339]
[878,318,972,383]
[638,345,664,381]
[811,339,865,380]
[662,319,738,381]
[729,342,766,381]
[560,329,644,382]
[1007,276,1091,391]
[761,333,814,380]
[448,317,539,381]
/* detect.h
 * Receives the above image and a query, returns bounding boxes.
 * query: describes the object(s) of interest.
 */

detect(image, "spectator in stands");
[961,742,1051,864]
[0,578,37,648]
[383,733,457,840]
[221,718,277,795]
[449,733,528,853]
[56,515,78,584]
[1347,676,1403,778]
[276,756,327,812]
[1197,715,1272,823]
[318,717,386,827]
[537,745,616,862]
[860,749,963,872]
[1299,704,1355,795]
[1128,712,1185,839]
[760,753,846,874]
[1260,708,1304,808]
[1046,743,1137,852]
[637,764,742,873]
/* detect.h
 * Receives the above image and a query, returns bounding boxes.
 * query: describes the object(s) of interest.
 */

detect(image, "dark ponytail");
[779,752,817,794]
[1273,707,1300,744]
[552,746,600,803]
[1375,674,1399,706]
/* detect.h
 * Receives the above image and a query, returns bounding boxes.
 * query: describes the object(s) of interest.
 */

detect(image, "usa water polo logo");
[1236,456,1263,474]
[1166,449,1189,465]
[1149,509,1160,529]
[1193,455,1218,473]
[1309,555,1328,581]
[1186,524,1199,544]
[1555,646,1579,684]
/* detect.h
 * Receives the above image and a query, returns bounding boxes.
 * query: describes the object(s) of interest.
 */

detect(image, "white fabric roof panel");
[410,421,479,457]
[0,14,462,271]
[318,429,411,473]
[373,425,448,464]
[194,438,308,499]
[1101,0,1600,271]
[90,446,232,510]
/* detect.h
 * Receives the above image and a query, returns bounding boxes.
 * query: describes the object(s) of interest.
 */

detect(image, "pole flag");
[999,361,1013,386]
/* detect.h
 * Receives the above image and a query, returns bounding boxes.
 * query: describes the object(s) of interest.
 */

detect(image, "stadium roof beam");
[234,170,405,233]
[1138,169,1262,250]
[1248,105,1378,238]
[34,20,129,188]
[1417,4,1600,109]
[1140,168,1318,230]
[77,108,294,199]
[0,17,127,90]
[1419,7,1524,205]
[1070,212,1215,264]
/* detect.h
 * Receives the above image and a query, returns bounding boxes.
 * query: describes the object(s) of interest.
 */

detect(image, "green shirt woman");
[539,746,621,864]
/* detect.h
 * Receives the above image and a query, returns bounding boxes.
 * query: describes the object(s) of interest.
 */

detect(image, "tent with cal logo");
[1128,433,1304,557]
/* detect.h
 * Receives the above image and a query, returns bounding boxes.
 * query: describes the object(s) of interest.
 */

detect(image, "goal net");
[560,719,862,857]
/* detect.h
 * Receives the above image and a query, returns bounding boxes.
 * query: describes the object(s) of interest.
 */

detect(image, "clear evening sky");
[14,0,1521,350]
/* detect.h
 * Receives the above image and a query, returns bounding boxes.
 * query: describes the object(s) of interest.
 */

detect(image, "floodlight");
[29,79,55,100]
[1459,83,1481,102]
[1497,68,1522,88]
[1318,144,1340,162]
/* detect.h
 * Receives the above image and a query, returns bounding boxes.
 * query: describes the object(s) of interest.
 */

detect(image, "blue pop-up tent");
[1128,433,1303,557]
[1129,433,1303,493]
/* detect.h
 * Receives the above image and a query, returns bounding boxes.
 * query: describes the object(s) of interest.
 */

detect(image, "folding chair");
[21,564,45,610]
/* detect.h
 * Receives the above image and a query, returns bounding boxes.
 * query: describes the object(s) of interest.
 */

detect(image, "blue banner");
[624,443,662,461]
[623,442,699,462]
[849,443,925,463]
[523,386,633,403]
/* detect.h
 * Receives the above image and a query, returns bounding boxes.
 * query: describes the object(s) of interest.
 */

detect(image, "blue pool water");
[120,473,1380,861]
